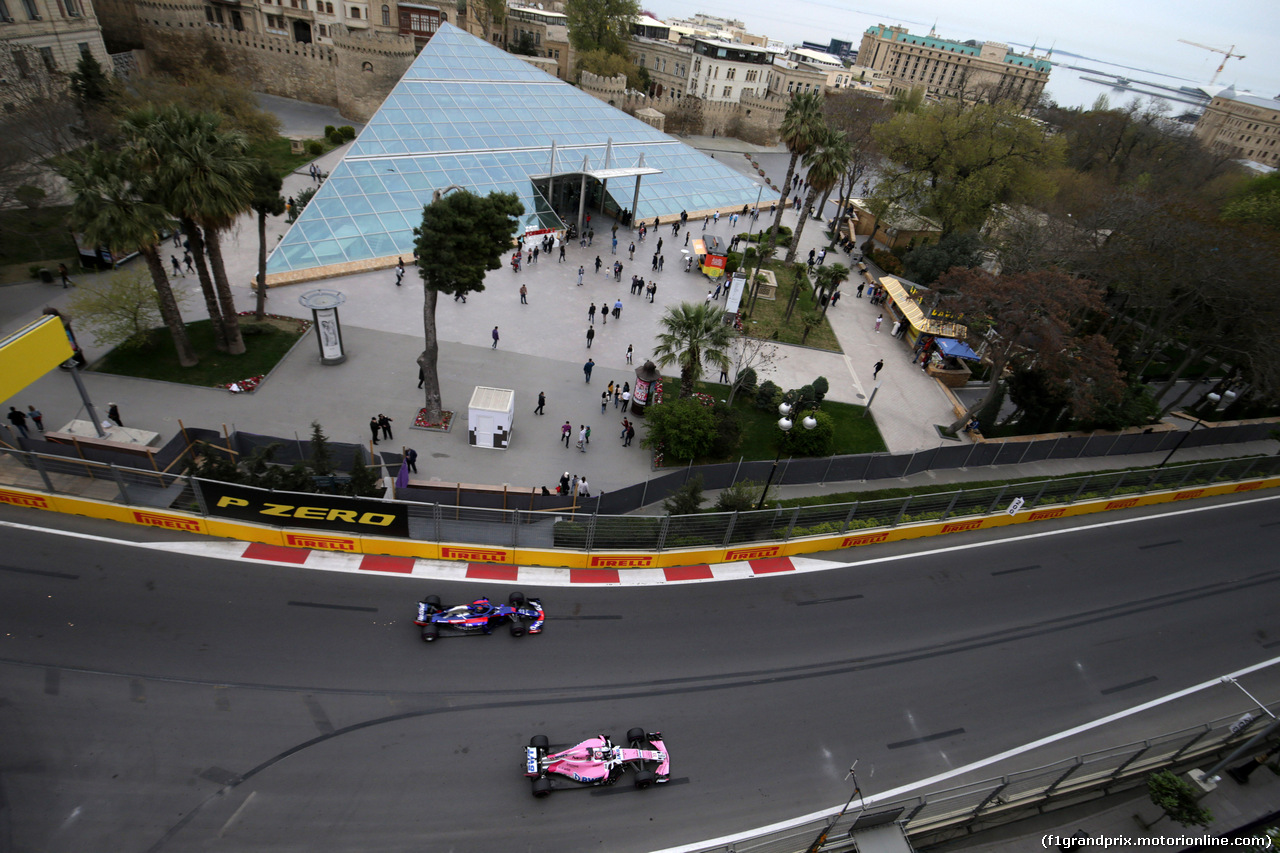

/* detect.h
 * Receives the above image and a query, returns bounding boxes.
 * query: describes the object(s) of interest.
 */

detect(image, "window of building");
[39,46,55,70]
[317,23,327,36]
[0,0,11,20]
[722,85,731,97]
[725,67,735,79]
[65,0,82,16]
[325,1,333,11]
[21,0,38,19]
[77,41,90,58]
[381,4,389,25]
[350,6,360,19]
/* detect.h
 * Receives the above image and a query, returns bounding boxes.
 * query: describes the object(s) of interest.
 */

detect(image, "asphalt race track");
[1,494,1278,853]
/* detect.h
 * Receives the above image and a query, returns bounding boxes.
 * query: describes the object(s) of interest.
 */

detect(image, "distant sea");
[1010,43,1212,114]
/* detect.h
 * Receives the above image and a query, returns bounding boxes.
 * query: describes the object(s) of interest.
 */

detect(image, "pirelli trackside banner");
[200,480,410,538]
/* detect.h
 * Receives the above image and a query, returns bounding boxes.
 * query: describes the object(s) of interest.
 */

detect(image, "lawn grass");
[739,263,841,351]
[661,377,887,464]
[246,136,334,178]
[93,317,308,387]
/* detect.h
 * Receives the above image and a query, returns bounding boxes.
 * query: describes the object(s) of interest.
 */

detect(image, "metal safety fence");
[663,707,1278,853]
[1,447,1277,551]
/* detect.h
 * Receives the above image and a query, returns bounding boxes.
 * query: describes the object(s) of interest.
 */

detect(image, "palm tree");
[123,106,255,354]
[61,146,198,367]
[749,91,824,314]
[767,92,825,257]
[651,302,736,398]
[784,127,852,320]
[247,160,286,320]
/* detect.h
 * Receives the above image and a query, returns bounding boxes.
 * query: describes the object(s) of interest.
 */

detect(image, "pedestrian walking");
[586,326,595,348]
[611,236,618,255]
[817,248,827,266]
[378,414,393,439]
[613,299,622,319]
[705,290,713,304]
[395,257,405,285]
[491,326,500,348]
[369,416,380,445]
[601,391,609,413]
[26,405,44,431]
[626,344,633,364]
[719,365,729,383]
[628,242,635,260]
[535,391,546,415]
[585,425,591,445]
[579,477,590,498]
[625,422,635,446]
[583,358,595,382]
[874,314,883,333]
[873,359,884,379]
[183,253,195,274]
[7,407,29,439]
[577,265,584,285]
[562,422,572,447]
[658,255,664,271]
[856,282,864,298]
[601,305,607,326]
[594,256,602,275]
[577,425,587,452]
[588,303,596,323]
[571,474,580,496]
[621,388,630,409]
[57,262,74,288]
[107,403,123,427]
[703,215,708,231]
[520,283,528,304]
[559,243,566,261]
[403,446,418,473]
[171,255,182,276]
[620,418,630,441]
[607,380,615,398]
[559,471,570,494]
[533,246,539,263]
[418,366,425,388]
[647,281,657,302]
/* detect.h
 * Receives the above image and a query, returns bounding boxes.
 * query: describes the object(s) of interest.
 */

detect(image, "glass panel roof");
[268,22,767,276]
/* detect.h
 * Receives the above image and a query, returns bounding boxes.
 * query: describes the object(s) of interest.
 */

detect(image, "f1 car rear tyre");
[532,777,553,798]
[509,618,526,637]
[530,735,549,748]
[424,595,441,607]
[634,770,655,789]
[509,591,526,606]
[421,625,439,642]
[626,727,646,744]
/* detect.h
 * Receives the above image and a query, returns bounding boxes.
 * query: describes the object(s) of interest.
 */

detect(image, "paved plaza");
[0,97,968,498]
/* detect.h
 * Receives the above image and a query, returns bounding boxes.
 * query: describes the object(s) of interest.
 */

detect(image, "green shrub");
[324,125,336,137]
[553,516,662,549]
[714,478,764,512]
[737,367,758,392]
[813,376,829,403]
[663,476,706,515]
[307,140,323,156]
[781,409,835,456]
[338,125,356,139]
[328,130,344,145]
[755,380,780,411]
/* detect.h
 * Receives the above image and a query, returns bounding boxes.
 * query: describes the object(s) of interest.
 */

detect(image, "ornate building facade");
[1193,87,1280,168]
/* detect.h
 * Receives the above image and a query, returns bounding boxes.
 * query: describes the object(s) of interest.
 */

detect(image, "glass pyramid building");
[267,22,768,279]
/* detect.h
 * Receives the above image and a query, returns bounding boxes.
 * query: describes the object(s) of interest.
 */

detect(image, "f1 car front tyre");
[421,624,439,643]
[530,735,548,748]
[532,777,553,798]
[509,591,526,606]
[423,595,441,608]
[626,727,646,744]
[633,770,655,789]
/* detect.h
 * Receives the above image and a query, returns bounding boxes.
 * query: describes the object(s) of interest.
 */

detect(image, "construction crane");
[1177,39,1245,86]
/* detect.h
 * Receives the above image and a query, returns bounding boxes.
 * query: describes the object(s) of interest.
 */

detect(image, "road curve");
[0,495,1278,852]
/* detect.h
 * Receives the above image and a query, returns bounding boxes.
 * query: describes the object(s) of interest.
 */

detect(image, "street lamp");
[755,402,815,510]
[1157,388,1237,467]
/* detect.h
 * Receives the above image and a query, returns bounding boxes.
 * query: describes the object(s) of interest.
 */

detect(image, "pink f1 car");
[525,730,670,797]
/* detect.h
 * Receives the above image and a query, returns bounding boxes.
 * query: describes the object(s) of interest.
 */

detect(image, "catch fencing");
[666,706,1279,853]
[0,444,1277,553]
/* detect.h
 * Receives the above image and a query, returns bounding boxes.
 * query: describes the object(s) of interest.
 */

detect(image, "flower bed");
[414,408,454,431]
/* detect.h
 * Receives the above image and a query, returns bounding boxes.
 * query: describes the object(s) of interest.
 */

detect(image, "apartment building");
[855,24,1049,108]
[1193,87,1280,168]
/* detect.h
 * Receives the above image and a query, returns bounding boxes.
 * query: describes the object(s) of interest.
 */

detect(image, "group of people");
[556,471,590,498]
[368,413,393,445]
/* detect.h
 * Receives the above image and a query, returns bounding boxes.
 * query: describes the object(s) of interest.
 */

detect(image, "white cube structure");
[468,386,514,449]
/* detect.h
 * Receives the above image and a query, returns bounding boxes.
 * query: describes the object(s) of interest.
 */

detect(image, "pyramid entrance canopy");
[267,22,768,282]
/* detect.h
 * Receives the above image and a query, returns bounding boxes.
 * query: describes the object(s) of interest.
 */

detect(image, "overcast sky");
[641,0,1280,108]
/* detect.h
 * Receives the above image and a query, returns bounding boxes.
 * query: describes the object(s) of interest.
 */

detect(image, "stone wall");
[129,0,413,122]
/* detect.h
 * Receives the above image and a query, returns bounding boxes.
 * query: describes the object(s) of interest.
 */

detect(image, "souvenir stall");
[878,276,968,349]
[691,236,728,278]
[916,336,980,388]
